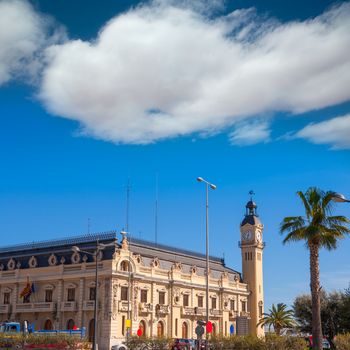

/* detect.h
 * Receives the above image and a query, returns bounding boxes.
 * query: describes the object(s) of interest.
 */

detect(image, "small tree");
[257,303,295,335]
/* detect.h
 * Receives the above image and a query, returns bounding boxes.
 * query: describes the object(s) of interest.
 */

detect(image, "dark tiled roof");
[241,215,261,226]
[0,231,117,254]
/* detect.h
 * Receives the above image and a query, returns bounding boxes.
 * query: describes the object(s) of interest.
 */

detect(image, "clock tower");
[240,197,265,336]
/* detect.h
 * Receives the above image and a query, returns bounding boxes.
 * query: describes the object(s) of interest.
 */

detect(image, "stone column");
[78,278,84,327]
[57,280,63,329]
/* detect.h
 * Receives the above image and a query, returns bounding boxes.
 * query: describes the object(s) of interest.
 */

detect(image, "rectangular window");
[140,290,147,303]
[212,297,217,309]
[175,318,178,336]
[183,294,189,307]
[121,287,128,301]
[241,301,246,312]
[259,305,263,317]
[67,288,75,301]
[230,299,235,311]
[3,293,10,305]
[159,291,165,305]
[197,296,203,307]
[89,287,96,301]
[45,290,53,302]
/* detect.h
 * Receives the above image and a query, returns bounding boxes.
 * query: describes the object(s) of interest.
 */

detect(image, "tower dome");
[241,198,261,226]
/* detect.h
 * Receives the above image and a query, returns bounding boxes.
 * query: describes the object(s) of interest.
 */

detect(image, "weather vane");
[249,190,255,200]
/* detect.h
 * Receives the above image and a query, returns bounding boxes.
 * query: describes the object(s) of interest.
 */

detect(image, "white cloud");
[2,0,350,145]
[296,114,350,149]
[0,0,65,86]
[229,120,270,146]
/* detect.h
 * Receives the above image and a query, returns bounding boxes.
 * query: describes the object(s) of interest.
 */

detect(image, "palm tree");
[280,187,350,350]
[257,303,295,335]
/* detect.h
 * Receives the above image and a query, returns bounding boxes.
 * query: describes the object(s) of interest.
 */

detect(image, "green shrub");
[334,333,350,350]
[124,335,171,350]
[199,334,308,350]
[0,333,89,350]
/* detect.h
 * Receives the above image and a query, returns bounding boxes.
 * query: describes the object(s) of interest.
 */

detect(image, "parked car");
[305,336,331,349]
[194,340,213,350]
[171,338,195,350]
[111,344,148,350]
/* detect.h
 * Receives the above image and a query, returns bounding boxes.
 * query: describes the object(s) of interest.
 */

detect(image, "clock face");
[256,232,262,242]
[242,231,252,241]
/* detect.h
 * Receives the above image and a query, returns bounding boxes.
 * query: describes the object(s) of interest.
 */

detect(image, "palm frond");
[297,191,311,219]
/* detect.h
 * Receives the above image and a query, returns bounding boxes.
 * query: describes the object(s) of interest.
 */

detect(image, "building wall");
[0,236,253,350]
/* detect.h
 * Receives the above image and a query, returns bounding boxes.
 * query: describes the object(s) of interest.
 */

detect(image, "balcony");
[210,309,223,317]
[181,307,195,316]
[32,302,55,312]
[194,307,205,316]
[139,302,152,313]
[229,310,239,318]
[240,311,251,318]
[83,300,95,311]
[0,305,10,314]
[155,304,170,314]
[60,301,77,312]
[118,301,131,312]
[15,303,33,312]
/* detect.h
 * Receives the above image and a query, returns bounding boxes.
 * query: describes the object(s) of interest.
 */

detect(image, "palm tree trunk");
[309,243,323,350]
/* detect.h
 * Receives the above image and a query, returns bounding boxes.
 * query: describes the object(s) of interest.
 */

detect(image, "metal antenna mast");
[126,178,132,232]
[155,173,159,245]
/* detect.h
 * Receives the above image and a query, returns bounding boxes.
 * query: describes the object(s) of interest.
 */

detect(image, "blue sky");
[0,0,350,310]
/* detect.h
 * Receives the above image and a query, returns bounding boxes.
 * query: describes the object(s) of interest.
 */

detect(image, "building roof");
[0,232,241,280]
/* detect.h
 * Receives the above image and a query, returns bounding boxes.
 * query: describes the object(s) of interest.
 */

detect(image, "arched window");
[181,322,188,339]
[120,260,131,272]
[139,320,146,337]
[88,319,94,342]
[44,319,53,330]
[66,319,75,330]
[157,321,164,337]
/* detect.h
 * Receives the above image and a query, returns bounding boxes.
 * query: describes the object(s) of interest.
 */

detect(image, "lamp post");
[71,240,116,350]
[197,177,216,349]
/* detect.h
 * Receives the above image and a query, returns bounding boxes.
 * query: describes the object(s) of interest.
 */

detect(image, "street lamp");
[71,240,116,350]
[197,177,216,349]
[331,192,350,203]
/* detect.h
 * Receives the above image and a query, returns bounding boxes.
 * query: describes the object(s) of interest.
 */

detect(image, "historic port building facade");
[0,200,264,349]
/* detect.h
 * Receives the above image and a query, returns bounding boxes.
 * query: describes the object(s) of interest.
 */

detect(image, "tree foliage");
[257,303,295,335]
[293,289,350,342]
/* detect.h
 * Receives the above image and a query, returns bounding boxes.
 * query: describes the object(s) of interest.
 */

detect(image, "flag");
[20,283,31,298]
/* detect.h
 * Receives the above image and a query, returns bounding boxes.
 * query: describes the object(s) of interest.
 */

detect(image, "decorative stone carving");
[221,271,228,279]
[82,254,88,262]
[71,252,81,264]
[0,263,4,271]
[191,265,197,274]
[60,256,66,264]
[48,254,58,266]
[173,287,180,305]
[28,256,38,268]
[234,274,240,282]
[121,234,129,250]
[151,257,160,268]
[16,261,21,269]
[134,254,143,265]
[172,262,182,271]
[7,258,16,270]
